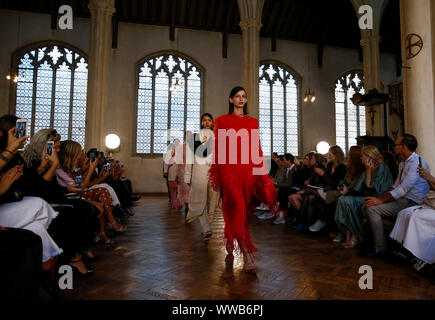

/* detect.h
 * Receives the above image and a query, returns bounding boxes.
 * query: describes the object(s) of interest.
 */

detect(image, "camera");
[15,119,28,139]
[338,180,344,191]
[89,151,96,160]
[46,141,54,156]
[75,175,82,188]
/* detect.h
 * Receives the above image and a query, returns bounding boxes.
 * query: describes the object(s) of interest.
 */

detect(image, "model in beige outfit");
[184,113,219,241]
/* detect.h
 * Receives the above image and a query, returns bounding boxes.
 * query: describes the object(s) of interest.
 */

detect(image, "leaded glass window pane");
[335,71,365,155]
[136,54,202,154]
[259,62,300,156]
[14,43,88,147]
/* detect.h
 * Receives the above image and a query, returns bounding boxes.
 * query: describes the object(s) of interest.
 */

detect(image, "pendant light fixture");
[304,47,316,103]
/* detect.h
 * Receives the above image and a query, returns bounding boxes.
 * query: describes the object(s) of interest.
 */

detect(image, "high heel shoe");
[108,219,127,233]
[243,253,257,275]
[70,259,94,277]
[99,232,114,244]
[225,242,234,263]
[203,230,213,242]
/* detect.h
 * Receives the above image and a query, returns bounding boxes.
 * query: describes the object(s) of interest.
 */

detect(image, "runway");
[59,194,434,300]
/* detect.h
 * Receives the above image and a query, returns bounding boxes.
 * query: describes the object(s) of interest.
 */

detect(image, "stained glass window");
[335,71,365,155]
[259,62,300,156]
[14,42,88,147]
[136,53,202,154]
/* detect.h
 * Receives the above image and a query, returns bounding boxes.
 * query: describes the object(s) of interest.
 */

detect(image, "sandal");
[243,253,257,275]
[342,238,358,249]
[203,230,213,242]
[108,219,127,233]
[99,232,114,244]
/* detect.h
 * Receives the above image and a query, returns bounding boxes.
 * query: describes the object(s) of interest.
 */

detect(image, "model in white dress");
[185,127,219,239]
[0,197,63,262]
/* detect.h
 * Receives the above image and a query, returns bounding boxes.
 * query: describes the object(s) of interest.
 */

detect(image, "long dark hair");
[347,145,365,181]
[0,115,18,150]
[228,86,248,115]
[200,113,214,129]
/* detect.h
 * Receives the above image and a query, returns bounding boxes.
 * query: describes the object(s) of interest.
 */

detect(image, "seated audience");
[286,151,316,224]
[56,140,126,245]
[272,153,299,224]
[335,146,394,249]
[0,226,43,300]
[382,150,399,181]
[292,152,327,231]
[390,166,435,270]
[362,134,430,256]
[0,116,96,275]
[21,128,99,274]
[303,145,347,232]
[324,146,365,242]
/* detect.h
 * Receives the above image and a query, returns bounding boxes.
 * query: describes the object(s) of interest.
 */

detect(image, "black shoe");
[366,246,388,258]
[113,205,129,218]
[131,194,141,202]
[285,216,297,225]
[122,206,134,216]
[70,261,94,277]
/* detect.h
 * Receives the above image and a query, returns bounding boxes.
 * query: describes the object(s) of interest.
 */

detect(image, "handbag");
[1,187,24,203]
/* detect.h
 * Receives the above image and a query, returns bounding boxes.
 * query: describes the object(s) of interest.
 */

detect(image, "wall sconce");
[105,133,120,156]
[316,141,330,154]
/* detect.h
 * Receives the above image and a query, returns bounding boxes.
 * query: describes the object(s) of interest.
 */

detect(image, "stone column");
[400,0,435,169]
[237,0,264,120]
[85,0,115,150]
[360,36,383,136]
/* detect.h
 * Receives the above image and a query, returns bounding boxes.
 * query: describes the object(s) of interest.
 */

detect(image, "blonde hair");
[22,129,61,165]
[362,145,383,165]
[58,140,82,174]
[329,145,345,166]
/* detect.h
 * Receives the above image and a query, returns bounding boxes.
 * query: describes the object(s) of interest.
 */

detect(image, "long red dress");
[209,113,277,254]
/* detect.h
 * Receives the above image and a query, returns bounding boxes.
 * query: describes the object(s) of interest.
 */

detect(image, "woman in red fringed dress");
[209,86,277,274]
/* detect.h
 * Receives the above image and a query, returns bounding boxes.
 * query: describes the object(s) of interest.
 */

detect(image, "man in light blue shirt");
[362,134,430,256]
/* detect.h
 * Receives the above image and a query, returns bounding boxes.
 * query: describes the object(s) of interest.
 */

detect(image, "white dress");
[0,197,63,262]
[390,204,435,264]
[185,129,219,232]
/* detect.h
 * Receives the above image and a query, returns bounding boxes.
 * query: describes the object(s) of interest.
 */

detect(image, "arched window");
[335,71,365,155]
[136,52,203,155]
[13,41,88,146]
[259,62,300,156]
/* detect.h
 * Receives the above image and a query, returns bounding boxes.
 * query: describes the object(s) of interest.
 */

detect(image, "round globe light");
[316,141,330,154]
[105,133,120,149]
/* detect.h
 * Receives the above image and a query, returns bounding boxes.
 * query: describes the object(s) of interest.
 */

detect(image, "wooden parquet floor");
[59,195,434,300]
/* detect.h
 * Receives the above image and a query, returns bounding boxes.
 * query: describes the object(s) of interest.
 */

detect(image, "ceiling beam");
[50,0,59,30]
[222,0,235,58]
[170,0,177,41]
[317,44,323,68]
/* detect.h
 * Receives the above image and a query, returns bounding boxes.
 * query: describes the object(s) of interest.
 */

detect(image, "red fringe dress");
[209,113,277,254]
